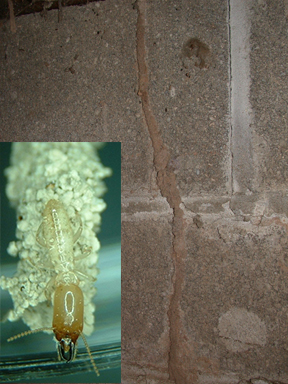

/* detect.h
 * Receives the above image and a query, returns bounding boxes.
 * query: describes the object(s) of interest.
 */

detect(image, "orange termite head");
[52,283,100,376]
[52,283,83,362]
[7,283,100,376]
[7,328,99,377]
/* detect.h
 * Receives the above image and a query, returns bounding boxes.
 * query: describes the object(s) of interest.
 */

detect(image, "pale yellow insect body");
[38,199,80,287]
[8,199,99,376]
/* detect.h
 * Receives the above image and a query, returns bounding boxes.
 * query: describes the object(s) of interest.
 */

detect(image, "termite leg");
[23,256,43,272]
[74,245,92,260]
[72,212,83,243]
[44,276,56,301]
[23,255,54,275]
[36,222,46,247]
[75,270,97,282]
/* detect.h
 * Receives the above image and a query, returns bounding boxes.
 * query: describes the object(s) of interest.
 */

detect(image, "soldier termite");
[7,199,100,376]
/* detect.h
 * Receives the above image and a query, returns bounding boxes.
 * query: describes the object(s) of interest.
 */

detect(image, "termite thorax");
[53,283,84,362]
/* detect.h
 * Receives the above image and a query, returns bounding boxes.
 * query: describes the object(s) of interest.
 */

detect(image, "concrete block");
[250,1,288,191]
[145,0,230,196]
[182,215,288,383]
[122,216,173,382]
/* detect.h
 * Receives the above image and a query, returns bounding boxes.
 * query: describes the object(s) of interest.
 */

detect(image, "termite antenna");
[7,327,53,342]
[80,331,100,376]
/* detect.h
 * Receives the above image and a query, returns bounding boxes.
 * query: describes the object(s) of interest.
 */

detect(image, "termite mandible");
[7,199,100,376]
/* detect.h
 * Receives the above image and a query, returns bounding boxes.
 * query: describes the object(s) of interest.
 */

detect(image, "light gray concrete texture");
[250,0,288,191]
[2,0,288,383]
[182,217,288,382]
[121,217,174,384]
[146,0,230,197]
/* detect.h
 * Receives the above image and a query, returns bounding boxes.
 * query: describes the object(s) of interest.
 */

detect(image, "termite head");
[52,283,100,376]
[7,283,100,376]
[53,283,83,361]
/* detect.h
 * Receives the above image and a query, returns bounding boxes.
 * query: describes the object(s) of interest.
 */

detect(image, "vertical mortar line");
[227,0,233,197]
[135,0,189,382]
[230,0,254,194]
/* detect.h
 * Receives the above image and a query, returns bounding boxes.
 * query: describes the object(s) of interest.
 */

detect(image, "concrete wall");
[1,0,288,383]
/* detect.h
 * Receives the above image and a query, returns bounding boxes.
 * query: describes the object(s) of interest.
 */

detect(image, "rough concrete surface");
[1,0,288,383]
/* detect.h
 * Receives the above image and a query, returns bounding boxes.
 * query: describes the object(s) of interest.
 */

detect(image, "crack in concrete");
[135,1,193,382]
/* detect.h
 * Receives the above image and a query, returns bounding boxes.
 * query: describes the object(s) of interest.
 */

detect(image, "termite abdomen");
[53,284,83,362]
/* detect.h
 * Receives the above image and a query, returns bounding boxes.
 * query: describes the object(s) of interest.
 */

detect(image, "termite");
[7,199,100,376]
